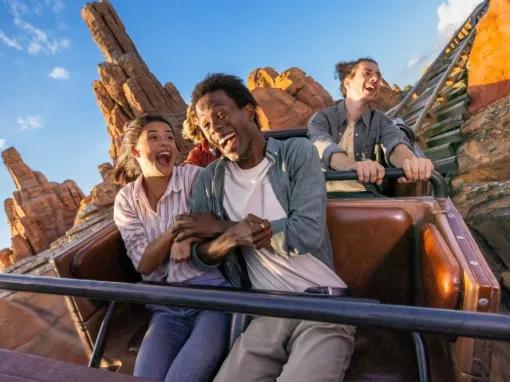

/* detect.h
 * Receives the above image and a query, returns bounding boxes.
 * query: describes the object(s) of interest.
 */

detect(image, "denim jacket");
[189,137,334,288]
[307,100,413,170]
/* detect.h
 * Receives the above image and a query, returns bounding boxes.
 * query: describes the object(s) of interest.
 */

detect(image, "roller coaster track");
[387,1,488,178]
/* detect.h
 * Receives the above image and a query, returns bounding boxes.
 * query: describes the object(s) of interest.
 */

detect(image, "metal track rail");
[388,1,488,176]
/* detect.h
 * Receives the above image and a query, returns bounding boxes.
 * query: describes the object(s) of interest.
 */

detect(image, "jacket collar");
[336,99,372,127]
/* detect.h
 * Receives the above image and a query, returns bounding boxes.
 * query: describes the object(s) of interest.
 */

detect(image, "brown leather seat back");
[326,203,414,304]
[51,226,138,345]
[72,229,139,283]
[421,223,462,309]
[70,229,140,346]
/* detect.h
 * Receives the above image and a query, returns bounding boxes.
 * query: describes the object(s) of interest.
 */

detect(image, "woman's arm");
[114,190,173,278]
[137,230,175,275]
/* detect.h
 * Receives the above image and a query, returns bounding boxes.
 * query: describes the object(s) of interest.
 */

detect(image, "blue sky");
[0,0,481,250]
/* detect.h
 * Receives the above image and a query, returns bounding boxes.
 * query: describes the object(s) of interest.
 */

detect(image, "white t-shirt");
[223,158,346,292]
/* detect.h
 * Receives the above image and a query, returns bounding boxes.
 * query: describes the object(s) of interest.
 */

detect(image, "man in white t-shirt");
[173,73,354,382]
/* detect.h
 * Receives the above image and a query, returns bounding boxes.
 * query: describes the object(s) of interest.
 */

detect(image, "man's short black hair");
[190,73,260,127]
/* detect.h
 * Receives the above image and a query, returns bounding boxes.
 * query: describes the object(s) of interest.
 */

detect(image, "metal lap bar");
[88,300,116,368]
[263,128,308,140]
[324,169,448,197]
[1,273,509,341]
[412,332,429,382]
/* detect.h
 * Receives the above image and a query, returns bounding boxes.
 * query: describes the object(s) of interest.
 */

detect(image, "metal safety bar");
[88,300,116,368]
[324,168,448,197]
[0,273,509,342]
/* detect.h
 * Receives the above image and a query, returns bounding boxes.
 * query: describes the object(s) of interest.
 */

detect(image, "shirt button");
[355,133,359,137]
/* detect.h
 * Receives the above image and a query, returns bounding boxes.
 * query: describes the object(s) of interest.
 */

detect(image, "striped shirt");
[114,164,209,283]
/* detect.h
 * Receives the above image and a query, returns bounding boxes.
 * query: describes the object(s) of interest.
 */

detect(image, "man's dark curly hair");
[183,73,260,143]
[335,57,378,97]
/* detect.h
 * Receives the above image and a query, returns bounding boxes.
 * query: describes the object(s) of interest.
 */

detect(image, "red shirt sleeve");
[182,141,218,167]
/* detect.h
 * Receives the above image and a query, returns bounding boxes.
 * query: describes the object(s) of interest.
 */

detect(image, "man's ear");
[343,78,350,90]
[131,145,140,158]
[244,104,256,121]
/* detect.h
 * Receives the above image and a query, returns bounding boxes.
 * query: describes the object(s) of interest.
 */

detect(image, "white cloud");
[0,30,22,50]
[4,1,71,56]
[16,115,43,130]
[407,0,481,74]
[27,41,42,54]
[407,54,421,69]
[0,139,6,149]
[49,66,69,80]
[437,0,482,40]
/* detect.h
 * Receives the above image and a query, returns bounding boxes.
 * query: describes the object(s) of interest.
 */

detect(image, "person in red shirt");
[182,105,219,167]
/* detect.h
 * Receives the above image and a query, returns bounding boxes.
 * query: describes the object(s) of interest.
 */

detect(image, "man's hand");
[170,236,197,263]
[226,214,272,250]
[173,213,234,242]
[351,160,385,185]
[400,157,434,183]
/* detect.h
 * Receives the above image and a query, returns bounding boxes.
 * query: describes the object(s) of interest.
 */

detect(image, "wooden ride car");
[45,174,500,381]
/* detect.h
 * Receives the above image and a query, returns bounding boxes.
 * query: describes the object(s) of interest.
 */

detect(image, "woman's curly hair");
[182,105,203,144]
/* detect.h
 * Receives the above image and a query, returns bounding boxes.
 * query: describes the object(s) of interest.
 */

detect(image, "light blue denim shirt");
[189,137,334,288]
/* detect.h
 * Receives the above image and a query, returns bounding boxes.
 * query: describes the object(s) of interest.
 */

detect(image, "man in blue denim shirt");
[308,58,434,193]
[174,74,354,382]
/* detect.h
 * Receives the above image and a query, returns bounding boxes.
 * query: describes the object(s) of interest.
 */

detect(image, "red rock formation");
[82,0,191,162]
[247,67,335,130]
[0,248,13,270]
[370,80,405,112]
[467,0,510,114]
[452,95,510,188]
[74,162,119,225]
[0,148,84,270]
[452,95,510,280]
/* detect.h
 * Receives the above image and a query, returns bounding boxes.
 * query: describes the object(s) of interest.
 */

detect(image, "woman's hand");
[169,236,197,263]
[172,213,235,242]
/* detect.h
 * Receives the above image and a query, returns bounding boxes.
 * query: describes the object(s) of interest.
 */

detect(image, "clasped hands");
[169,213,272,263]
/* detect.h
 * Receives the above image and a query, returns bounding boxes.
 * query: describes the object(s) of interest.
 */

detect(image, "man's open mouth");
[218,132,236,150]
[156,151,172,166]
[364,84,376,93]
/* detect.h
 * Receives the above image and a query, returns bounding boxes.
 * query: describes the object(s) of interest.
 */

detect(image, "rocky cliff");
[247,67,335,130]
[82,0,192,162]
[0,148,84,270]
[467,0,510,114]
[74,163,119,226]
[452,95,510,273]
[451,0,510,285]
